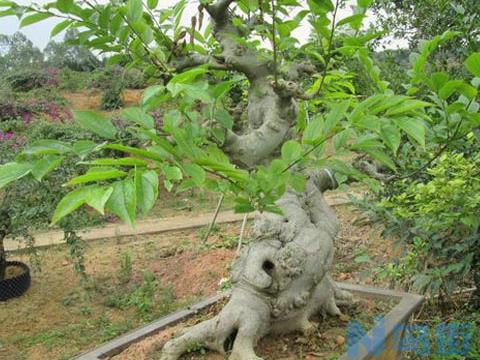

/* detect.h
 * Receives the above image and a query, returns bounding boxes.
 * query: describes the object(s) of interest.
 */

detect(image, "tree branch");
[173,53,228,72]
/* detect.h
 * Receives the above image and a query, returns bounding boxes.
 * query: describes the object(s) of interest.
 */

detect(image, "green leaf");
[0,162,32,189]
[234,197,255,213]
[56,0,74,13]
[324,101,349,134]
[281,140,302,162]
[215,108,233,129]
[142,85,164,106]
[127,0,143,22]
[357,0,372,7]
[20,13,52,28]
[364,149,396,171]
[184,163,205,186]
[290,173,306,192]
[106,180,137,227]
[336,14,364,30]
[73,140,98,160]
[170,67,208,84]
[163,165,182,181]
[31,156,64,181]
[87,186,114,215]
[52,186,113,225]
[147,0,158,9]
[439,80,477,100]
[333,128,352,150]
[212,80,235,99]
[430,72,449,92]
[24,140,72,156]
[369,95,408,115]
[385,100,431,116]
[104,144,165,162]
[135,169,158,214]
[308,0,334,12]
[393,117,425,148]
[303,116,323,144]
[81,157,147,167]
[65,169,127,186]
[351,136,384,152]
[121,107,154,129]
[74,111,117,139]
[465,53,480,77]
[380,123,401,154]
[51,187,88,225]
[50,19,71,37]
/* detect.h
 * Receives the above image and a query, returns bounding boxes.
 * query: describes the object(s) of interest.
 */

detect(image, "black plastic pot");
[0,261,31,301]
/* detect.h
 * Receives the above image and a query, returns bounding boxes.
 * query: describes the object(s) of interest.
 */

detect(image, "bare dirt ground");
[62,89,142,112]
[0,203,394,360]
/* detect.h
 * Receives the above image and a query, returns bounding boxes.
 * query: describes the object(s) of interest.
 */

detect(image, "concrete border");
[5,194,351,252]
[73,283,424,360]
[5,211,248,252]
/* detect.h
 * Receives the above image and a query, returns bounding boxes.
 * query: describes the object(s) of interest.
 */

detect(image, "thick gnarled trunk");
[160,2,349,358]
[160,171,350,360]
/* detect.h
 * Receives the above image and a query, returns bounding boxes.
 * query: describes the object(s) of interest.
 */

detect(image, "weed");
[196,224,220,240]
[117,251,133,284]
[218,277,232,292]
[104,271,175,322]
[186,341,208,355]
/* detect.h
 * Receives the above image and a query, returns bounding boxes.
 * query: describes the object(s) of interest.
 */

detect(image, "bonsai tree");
[1,0,478,358]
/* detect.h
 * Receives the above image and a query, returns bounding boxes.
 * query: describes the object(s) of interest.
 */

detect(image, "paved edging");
[4,210,247,252]
[5,195,351,252]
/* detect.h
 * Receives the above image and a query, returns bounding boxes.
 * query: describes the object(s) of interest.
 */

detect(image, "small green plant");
[104,271,175,322]
[217,277,232,292]
[196,224,220,241]
[186,341,208,355]
[117,251,133,284]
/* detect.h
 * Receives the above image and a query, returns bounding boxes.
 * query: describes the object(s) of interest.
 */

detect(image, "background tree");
[0,32,43,72]
[372,0,480,62]
[44,28,101,71]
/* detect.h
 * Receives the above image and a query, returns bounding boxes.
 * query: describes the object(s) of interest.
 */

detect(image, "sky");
[0,0,408,50]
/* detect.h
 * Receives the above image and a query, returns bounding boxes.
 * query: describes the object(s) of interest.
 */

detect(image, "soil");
[0,223,239,360]
[0,203,396,360]
[111,297,397,360]
[62,89,142,112]
[4,264,24,279]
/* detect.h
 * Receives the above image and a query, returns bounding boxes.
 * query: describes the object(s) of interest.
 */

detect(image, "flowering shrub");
[0,97,72,123]
[0,130,25,151]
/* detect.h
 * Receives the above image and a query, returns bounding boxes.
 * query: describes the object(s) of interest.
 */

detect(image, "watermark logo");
[347,317,474,358]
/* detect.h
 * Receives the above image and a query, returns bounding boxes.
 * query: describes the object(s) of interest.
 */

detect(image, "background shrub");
[123,68,145,89]
[58,68,91,91]
[0,120,105,235]
[4,68,57,92]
